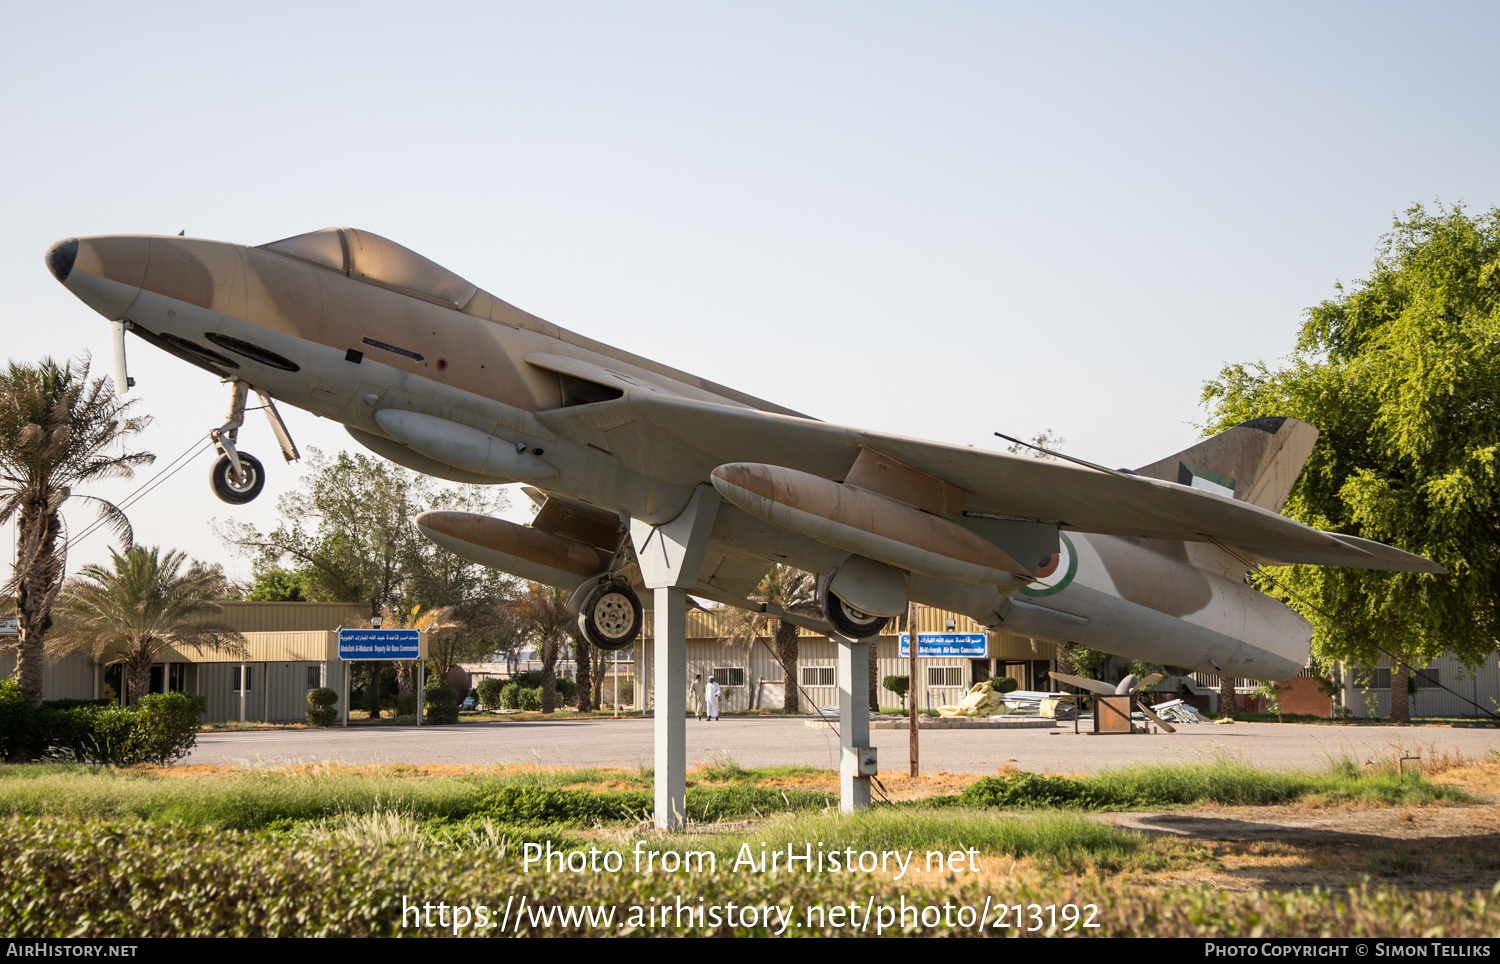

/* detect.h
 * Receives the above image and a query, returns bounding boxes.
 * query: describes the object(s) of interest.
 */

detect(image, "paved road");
[186,716,1500,774]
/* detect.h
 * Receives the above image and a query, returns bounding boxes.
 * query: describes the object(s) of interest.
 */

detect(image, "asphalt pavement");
[185,715,1500,774]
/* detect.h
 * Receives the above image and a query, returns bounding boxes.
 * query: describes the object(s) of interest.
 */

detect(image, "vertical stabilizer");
[1134,416,1319,513]
[1133,417,1320,577]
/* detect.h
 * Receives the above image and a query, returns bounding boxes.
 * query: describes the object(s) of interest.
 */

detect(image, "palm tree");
[350,603,463,700]
[719,565,819,714]
[507,584,573,713]
[48,546,245,705]
[0,359,153,707]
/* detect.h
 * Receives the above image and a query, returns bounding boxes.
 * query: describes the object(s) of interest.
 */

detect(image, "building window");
[712,667,745,687]
[927,666,963,688]
[233,666,253,694]
[801,666,835,687]
[1415,668,1441,689]
[307,666,321,689]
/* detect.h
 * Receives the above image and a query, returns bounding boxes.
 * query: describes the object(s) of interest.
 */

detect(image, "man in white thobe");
[706,675,721,721]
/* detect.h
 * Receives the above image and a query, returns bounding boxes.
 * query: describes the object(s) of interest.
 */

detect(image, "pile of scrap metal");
[1145,698,1209,724]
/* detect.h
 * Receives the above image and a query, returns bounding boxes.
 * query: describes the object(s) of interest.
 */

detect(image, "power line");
[62,434,214,551]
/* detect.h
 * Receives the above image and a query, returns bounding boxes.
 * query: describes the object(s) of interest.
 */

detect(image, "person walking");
[690,673,706,720]
[706,675,722,721]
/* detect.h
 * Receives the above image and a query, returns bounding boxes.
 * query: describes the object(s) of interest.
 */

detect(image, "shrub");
[306,687,338,728]
[507,671,575,705]
[883,675,910,708]
[992,676,1019,694]
[30,692,206,765]
[396,693,418,717]
[960,771,1110,809]
[476,678,503,710]
[499,682,522,709]
[512,670,544,689]
[131,693,208,764]
[517,687,542,712]
[0,680,30,762]
[424,686,459,725]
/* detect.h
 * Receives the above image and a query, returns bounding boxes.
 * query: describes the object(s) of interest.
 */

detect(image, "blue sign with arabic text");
[338,628,421,661]
[898,632,987,657]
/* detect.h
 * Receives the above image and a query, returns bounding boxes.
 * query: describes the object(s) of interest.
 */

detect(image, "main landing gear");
[207,379,300,505]
[821,587,890,639]
[577,580,643,651]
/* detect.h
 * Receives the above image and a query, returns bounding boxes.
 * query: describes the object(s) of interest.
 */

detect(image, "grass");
[4,813,1499,936]
[0,753,1497,937]
[0,762,839,830]
[953,754,1472,811]
[640,807,1209,876]
[0,752,1468,833]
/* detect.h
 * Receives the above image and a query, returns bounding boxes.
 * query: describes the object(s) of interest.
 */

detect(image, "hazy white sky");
[2,1,1497,582]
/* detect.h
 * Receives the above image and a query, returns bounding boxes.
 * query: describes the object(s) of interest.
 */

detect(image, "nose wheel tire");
[822,589,889,639]
[210,452,265,504]
[577,581,643,651]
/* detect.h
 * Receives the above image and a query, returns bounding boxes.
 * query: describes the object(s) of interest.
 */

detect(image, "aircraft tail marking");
[1134,416,1319,513]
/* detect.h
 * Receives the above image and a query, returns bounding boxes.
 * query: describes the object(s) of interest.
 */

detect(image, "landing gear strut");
[577,580,643,651]
[207,379,300,505]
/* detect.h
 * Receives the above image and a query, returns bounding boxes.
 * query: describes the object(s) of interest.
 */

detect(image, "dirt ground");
[1101,757,1500,892]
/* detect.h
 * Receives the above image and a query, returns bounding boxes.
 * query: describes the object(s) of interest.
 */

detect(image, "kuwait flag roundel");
[1020,532,1077,598]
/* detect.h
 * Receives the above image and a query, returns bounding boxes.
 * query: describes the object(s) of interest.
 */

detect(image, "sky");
[2,1,1497,584]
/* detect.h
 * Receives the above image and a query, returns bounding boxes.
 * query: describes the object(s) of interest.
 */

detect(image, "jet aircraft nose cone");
[46,238,78,284]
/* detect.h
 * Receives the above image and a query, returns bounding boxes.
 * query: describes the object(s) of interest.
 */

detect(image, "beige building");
[1,601,366,724]
[630,605,1054,713]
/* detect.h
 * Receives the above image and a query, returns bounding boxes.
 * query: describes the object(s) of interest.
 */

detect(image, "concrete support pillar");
[653,586,687,830]
[628,484,723,834]
[838,636,872,813]
[239,662,247,722]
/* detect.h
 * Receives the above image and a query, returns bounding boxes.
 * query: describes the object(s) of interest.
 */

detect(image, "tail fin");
[1133,417,1319,579]
[1134,416,1319,513]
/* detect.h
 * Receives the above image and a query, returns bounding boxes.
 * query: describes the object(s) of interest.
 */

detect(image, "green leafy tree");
[221,449,425,616]
[1202,203,1500,724]
[245,568,309,601]
[48,546,246,705]
[0,359,154,708]
[883,674,910,709]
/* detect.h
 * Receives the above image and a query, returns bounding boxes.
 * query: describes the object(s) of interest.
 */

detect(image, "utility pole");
[908,600,919,776]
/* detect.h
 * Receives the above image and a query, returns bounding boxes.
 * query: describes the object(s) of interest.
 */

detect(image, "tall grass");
[0,764,835,829]
[959,754,1470,811]
[638,807,1203,874]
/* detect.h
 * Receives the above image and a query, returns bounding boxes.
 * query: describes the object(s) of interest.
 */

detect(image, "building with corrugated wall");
[0,601,366,723]
[631,606,1055,712]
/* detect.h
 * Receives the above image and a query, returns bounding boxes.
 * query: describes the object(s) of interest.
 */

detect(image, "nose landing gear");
[211,451,265,504]
[207,379,300,505]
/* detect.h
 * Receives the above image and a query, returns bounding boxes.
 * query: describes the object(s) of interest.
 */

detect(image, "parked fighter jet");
[44,228,1444,681]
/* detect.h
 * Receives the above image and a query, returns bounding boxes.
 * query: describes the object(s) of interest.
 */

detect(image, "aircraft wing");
[535,394,1445,574]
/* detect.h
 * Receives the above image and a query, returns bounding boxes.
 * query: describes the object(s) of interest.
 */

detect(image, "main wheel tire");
[578,581,642,651]
[822,589,889,639]
[210,452,266,505]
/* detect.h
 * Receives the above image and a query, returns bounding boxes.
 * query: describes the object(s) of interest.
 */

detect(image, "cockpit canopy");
[258,228,478,309]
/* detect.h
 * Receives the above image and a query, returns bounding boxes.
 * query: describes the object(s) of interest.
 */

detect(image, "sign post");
[336,629,425,725]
